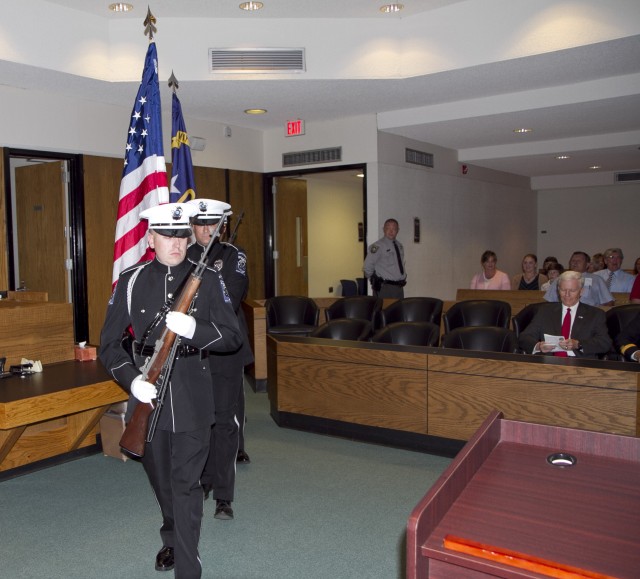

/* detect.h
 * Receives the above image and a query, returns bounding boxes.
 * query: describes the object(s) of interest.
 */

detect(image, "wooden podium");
[407,411,640,579]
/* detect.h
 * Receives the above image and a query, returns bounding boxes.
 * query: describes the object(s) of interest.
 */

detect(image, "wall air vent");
[615,171,640,183]
[405,148,434,168]
[210,48,305,73]
[283,147,342,168]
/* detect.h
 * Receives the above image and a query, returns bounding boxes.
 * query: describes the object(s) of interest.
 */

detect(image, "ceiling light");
[239,1,263,11]
[556,155,570,160]
[356,173,365,178]
[109,3,133,12]
[513,128,532,134]
[589,165,601,170]
[380,3,404,13]
[244,108,267,115]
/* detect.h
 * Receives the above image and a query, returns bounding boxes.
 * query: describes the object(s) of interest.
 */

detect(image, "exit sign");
[285,119,305,136]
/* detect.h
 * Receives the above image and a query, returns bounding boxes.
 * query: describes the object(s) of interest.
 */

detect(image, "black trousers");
[142,427,210,579]
[201,354,244,501]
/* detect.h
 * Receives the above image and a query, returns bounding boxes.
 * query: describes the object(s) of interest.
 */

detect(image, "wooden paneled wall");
[82,156,265,345]
[0,147,7,288]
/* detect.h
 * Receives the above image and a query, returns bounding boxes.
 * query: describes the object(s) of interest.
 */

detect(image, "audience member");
[543,251,613,306]
[519,270,612,358]
[616,313,640,362]
[470,250,511,290]
[539,256,559,276]
[630,275,640,304]
[588,253,605,273]
[633,256,640,276]
[540,262,564,291]
[594,248,635,293]
[511,254,548,290]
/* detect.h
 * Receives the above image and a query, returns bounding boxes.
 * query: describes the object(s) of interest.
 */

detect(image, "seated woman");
[588,252,605,273]
[470,250,511,290]
[540,262,564,291]
[512,254,548,291]
[539,256,558,276]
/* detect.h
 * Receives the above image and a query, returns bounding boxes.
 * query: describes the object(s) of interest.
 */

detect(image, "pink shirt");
[470,270,511,290]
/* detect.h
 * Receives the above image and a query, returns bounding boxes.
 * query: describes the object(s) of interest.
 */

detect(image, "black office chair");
[512,302,554,338]
[370,321,440,347]
[441,326,518,353]
[339,279,358,297]
[605,305,640,360]
[356,277,367,296]
[325,296,382,327]
[443,300,512,334]
[378,297,444,328]
[309,319,372,341]
[265,296,319,336]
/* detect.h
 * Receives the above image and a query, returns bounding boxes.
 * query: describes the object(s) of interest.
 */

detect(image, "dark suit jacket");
[518,302,612,358]
[615,312,640,361]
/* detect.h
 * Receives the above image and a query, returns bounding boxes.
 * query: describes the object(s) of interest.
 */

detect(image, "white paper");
[543,334,575,356]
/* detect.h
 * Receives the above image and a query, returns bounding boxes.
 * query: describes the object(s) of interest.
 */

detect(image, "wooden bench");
[267,335,640,454]
[0,359,127,477]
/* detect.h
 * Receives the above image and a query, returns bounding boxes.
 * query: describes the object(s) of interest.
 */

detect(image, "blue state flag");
[170,91,196,203]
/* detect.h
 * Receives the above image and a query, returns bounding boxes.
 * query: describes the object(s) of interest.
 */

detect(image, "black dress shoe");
[236,449,251,464]
[155,546,174,572]
[214,500,234,520]
[202,483,213,500]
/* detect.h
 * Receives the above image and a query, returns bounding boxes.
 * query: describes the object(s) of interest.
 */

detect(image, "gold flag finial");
[144,7,157,40]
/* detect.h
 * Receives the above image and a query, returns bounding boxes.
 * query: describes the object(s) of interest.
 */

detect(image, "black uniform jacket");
[615,312,640,361]
[518,302,612,359]
[99,258,242,431]
[187,241,253,367]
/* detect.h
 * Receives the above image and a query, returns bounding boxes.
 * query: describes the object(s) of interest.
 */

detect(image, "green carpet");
[0,385,450,578]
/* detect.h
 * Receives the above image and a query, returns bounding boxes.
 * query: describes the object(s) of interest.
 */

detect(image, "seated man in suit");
[616,313,640,362]
[519,270,612,358]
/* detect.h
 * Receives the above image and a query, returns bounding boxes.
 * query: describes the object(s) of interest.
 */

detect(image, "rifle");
[227,210,244,244]
[119,211,231,457]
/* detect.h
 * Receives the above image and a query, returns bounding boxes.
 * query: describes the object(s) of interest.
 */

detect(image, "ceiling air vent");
[405,148,434,168]
[283,147,342,168]
[615,171,640,183]
[210,48,305,73]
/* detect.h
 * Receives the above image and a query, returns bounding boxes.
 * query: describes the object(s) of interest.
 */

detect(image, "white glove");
[166,311,196,339]
[131,375,157,403]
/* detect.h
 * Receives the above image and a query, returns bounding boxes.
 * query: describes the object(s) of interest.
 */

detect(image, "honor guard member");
[99,202,242,578]
[186,198,254,521]
[363,218,407,298]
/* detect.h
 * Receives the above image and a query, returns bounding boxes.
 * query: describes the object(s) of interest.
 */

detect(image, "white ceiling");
[3,0,640,179]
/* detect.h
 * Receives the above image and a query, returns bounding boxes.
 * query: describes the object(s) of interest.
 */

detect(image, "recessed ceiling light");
[356,173,365,178]
[589,165,601,170]
[513,128,532,134]
[244,108,267,115]
[239,1,263,11]
[109,3,133,12]
[556,155,571,160]
[380,4,404,13]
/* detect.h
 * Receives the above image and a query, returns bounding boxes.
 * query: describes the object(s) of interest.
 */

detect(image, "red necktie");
[554,307,571,357]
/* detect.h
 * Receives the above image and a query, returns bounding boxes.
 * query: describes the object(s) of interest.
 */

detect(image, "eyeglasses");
[605,255,619,260]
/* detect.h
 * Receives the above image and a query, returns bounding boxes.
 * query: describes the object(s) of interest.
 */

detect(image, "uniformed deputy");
[99,202,242,578]
[186,198,254,521]
[616,312,640,362]
[363,218,407,298]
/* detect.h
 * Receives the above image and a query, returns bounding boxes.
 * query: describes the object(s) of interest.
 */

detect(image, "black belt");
[382,279,406,287]
[134,342,208,359]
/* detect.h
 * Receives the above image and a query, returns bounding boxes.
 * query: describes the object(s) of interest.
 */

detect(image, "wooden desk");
[267,336,640,453]
[0,360,127,476]
[407,411,640,578]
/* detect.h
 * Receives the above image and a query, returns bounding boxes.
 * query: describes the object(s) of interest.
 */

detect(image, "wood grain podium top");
[408,412,640,579]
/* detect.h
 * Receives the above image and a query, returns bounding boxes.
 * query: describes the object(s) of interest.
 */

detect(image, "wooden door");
[275,177,308,296]
[15,161,68,302]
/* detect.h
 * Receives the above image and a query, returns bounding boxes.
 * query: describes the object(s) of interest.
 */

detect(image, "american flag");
[111,40,169,287]
[170,91,196,203]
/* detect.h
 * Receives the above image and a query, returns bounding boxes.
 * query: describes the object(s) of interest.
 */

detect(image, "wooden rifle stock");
[119,212,231,457]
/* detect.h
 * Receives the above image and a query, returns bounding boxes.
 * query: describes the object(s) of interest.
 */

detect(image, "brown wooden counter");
[267,335,640,454]
[0,359,127,476]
